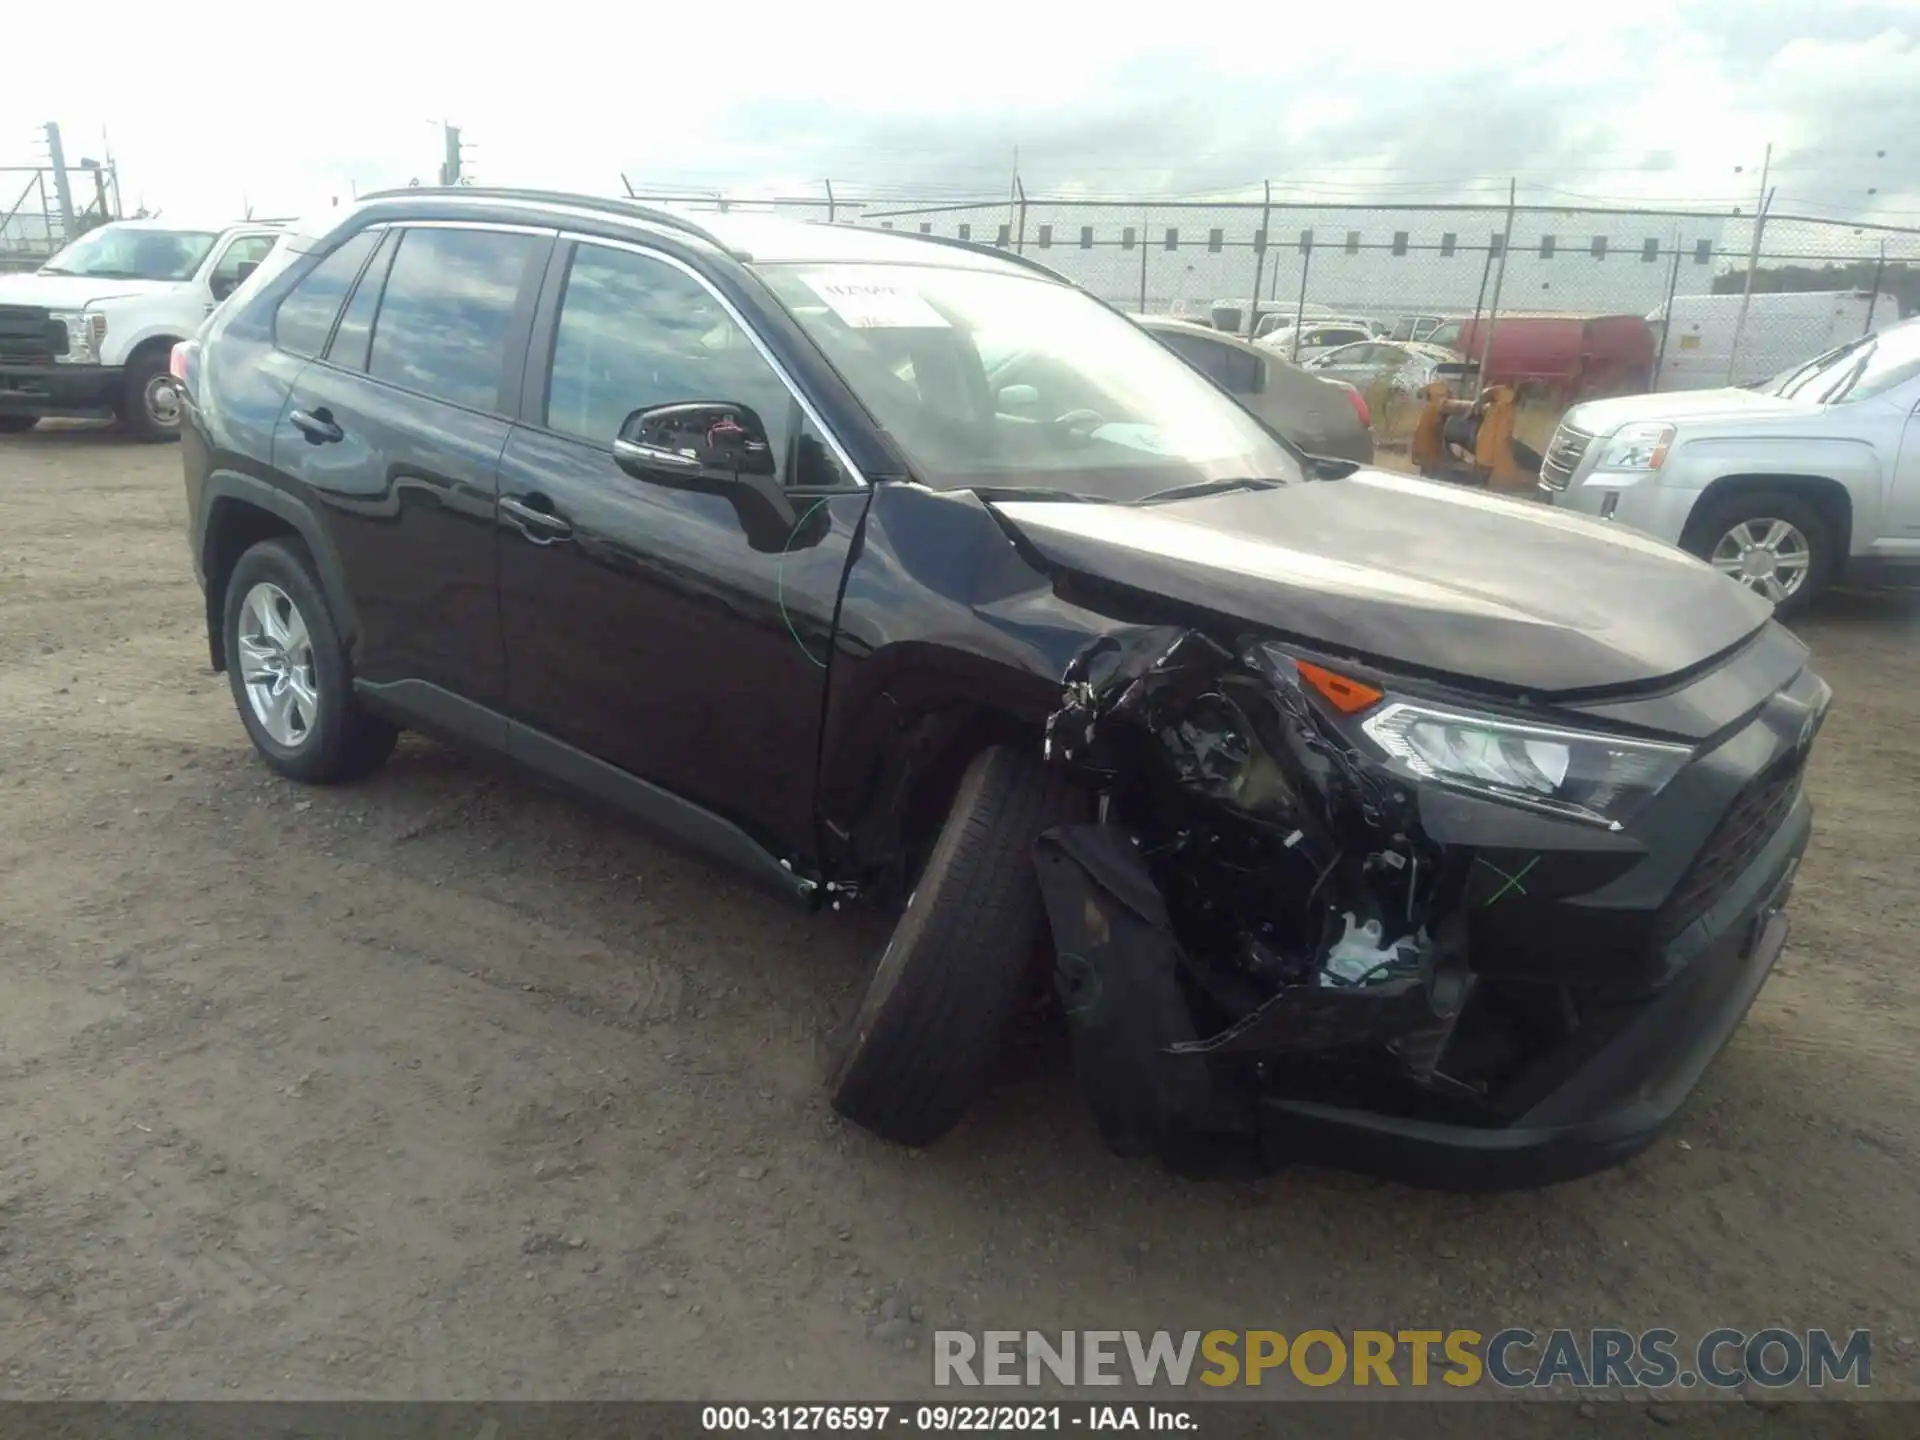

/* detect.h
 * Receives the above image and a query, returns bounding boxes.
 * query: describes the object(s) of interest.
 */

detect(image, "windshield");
[760,263,1306,500]
[1754,322,1920,403]
[40,226,219,282]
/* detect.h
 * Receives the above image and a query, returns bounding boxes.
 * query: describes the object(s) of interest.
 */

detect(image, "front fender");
[817,482,1152,879]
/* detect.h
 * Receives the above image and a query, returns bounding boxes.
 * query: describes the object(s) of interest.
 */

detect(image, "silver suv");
[1541,315,1920,612]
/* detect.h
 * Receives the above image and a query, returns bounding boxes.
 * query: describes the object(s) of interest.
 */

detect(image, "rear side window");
[368,227,542,413]
[325,230,400,372]
[273,230,380,358]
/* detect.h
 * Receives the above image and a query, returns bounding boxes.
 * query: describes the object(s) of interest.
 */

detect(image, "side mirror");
[997,383,1040,412]
[613,401,797,547]
[209,274,237,301]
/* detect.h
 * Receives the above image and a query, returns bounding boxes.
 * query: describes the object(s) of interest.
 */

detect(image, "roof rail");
[892,229,1075,284]
[354,186,743,254]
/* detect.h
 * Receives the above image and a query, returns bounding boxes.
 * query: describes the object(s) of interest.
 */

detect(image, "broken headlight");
[1359,702,1691,829]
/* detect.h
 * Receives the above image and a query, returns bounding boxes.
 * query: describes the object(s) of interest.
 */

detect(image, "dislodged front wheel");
[1710,517,1813,605]
[829,745,1084,1147]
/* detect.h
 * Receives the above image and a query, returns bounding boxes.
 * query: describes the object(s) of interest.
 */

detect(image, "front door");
[495,238,869,863]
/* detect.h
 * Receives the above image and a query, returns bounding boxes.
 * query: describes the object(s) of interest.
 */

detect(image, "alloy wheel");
[1710,518,1812,605]
[236,582,318,747]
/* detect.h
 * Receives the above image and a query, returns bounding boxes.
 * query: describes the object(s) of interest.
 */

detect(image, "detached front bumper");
[1034,785,1811,1191]
[0,362,123,418]
[1258,794,1807,1188]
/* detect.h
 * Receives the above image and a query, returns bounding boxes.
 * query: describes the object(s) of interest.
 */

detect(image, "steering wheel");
[1051,408,1107,440]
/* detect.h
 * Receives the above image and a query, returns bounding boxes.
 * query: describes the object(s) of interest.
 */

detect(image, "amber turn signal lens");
[1296,660,1384,715]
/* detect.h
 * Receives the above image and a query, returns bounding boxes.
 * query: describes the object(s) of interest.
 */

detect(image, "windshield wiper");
[970,485,1112,505]
[37,265,73,275]
[1130,477,1286,506]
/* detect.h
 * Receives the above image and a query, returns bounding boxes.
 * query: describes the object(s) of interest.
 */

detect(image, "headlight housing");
[1598,421,1674,471]
[50,310,105,365]
[1359,701,1691,829]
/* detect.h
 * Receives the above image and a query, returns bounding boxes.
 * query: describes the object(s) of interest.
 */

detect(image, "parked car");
[1128,315,1373,464]
[1419,313,1655,404]
[1253,313,1387,345]
[178,187,1825,1187]
[1390,313,1450,342]
[1649,290,1899,392]
[1305,338,1460,395]
[0,218,283,439]
[1542,315,1920,613]
[1254,320,1378,361]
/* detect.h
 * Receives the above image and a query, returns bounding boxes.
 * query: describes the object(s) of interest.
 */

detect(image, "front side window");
[274,229,380,359]
[368,227,542,413]
[39,225,218,282]
[544,243,795,471]
[760,262,1303,499]
[210,234,280,294]
[1429,321,1464,349]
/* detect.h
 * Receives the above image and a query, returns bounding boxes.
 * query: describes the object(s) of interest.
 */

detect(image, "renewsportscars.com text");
[933,1328,1871,1390]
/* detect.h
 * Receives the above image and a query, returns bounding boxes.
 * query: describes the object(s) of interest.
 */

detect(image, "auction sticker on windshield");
[803,272,950,328]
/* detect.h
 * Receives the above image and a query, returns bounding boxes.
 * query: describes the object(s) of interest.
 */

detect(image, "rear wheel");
[1683,490,1833,616]
[829,745,1084,1147]
[0,415,37,434]
[119,349,182,443]
[223,539,397,783]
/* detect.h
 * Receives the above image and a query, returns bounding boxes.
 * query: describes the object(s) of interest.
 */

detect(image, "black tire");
[1682,489,1835,617]
[222,538,397,783]
[119,348,182,443]
[0,415,37,435]
[830,745,1084,1147]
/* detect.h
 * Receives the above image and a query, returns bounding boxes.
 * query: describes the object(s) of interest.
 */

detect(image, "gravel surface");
[0,426,1914,1417]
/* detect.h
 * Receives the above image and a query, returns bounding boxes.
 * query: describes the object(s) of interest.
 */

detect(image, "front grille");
[0,304,63,364]
[1538,421,1594,491]
[1657,757,1803,942]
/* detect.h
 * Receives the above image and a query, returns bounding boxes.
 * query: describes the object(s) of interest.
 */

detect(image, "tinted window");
[545,243,794,470]
[274,230,379,358]
[368,227,541,412]
[1157,331,1261,394]
[326,230,399,372]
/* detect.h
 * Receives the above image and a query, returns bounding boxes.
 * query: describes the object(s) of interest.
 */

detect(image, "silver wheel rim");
[145,375,182,429]
[1711,517,1812,604]
[236,582,318,747]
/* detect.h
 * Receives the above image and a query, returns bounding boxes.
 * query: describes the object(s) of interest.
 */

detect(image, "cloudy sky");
[3,0,1916,228]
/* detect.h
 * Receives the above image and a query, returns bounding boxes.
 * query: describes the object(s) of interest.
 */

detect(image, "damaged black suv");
[180,189,1827,1188]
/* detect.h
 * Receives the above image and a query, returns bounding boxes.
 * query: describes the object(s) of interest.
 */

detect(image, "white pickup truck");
[0,218,282,440]
[1541,314,1920,613]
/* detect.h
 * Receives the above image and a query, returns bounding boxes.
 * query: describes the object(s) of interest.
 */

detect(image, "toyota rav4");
[178,188,1827,1188]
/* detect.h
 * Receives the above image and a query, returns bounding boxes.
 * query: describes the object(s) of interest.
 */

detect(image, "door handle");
[500,495,574,544]
[289,408,343,444]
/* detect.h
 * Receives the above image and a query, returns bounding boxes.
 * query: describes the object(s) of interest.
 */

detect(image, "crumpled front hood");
[0,273,178,309]
[991,470,1774,694]
[1566,386,1822,433]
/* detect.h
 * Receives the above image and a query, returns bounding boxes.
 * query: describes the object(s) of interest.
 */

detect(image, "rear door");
[494,236,869,862]
[273,221,552,712]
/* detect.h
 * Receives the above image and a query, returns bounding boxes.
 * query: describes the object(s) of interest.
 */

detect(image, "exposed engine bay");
[1031,626,1588,1178]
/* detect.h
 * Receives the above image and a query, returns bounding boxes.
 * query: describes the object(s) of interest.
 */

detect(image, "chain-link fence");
[632,183,1920,417]
[1,161,121,273]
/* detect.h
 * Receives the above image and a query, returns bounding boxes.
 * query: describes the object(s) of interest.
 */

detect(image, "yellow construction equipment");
[1409,381,1542,494]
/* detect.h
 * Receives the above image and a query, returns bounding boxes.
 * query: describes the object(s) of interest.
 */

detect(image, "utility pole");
[42,121,76,234]
[438,123,468,186]
[1726,142,1773,385]
[1477,178,1516,395]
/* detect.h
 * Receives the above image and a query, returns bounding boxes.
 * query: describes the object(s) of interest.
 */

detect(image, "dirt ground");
[1,427,1916,1413]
